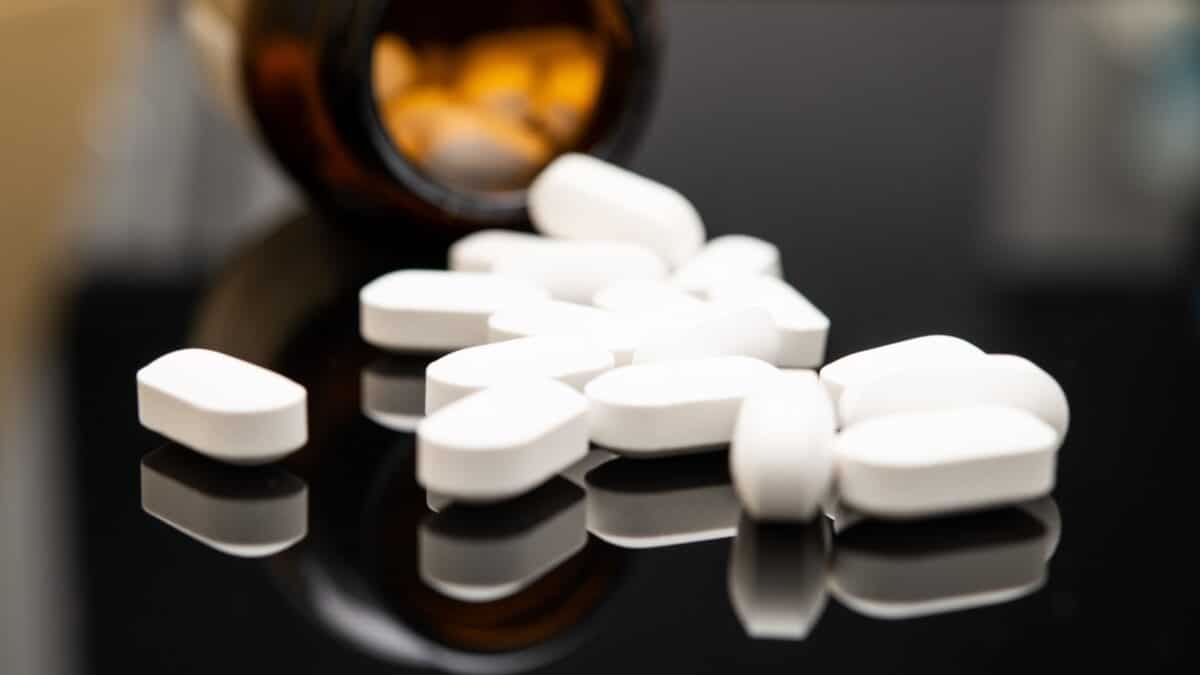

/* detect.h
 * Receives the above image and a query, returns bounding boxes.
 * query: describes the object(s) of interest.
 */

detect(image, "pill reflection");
[140,444,308,558]
[828,499,1060,620]
[361,354,437,432]
[728,516,829,641]
[583,453,740,549]
[419,478,587,603]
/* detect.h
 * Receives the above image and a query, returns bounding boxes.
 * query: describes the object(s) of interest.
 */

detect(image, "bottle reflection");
[361,354,436,432]
[140,444,308,558]
[584,453,740,548]
[727,516,829,641]
[420,478,588,603]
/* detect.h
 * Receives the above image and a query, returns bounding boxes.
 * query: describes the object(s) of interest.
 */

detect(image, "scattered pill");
[136,349,307,465]
[360,270,548,351]
[835,406,1060,519]
[819,335,984,406]
[727,517,828,640]
[529,153,705,268]
[492,239,667,304]
[585,356,781,455]
[488,300,643,364]
[672,235,783,295]
[632,305,780,365]
[141,444,308,558]
[592,279,708,314]
[417,378,589,502]
[731,371,836,522]
[361,356,429,432]
[839,354,1069,436]
[707,275,829,368]
[424,336,614,414]
[448,229,546,272]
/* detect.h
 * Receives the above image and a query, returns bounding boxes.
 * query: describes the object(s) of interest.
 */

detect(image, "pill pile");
[135,152,1068,526]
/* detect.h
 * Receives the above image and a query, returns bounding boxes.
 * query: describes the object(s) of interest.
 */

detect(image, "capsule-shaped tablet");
[372,34,419,101]
[136,349,307,465]
[731,371,836,522]
[673,235,783,295]
[492,240,667,304]
[632,304,781,365]
[529,153,705,268]
[585,356,781,455]
[360,270,549,351]
[488,300,643,365]
[835,406,1060,519]
[839,354,1069,436]
[361,356,430,432]
[819,335,984,406]
[424,336,614,414]
[592,279,708,314]
[448,229,546,272]
[417,378,589,502]
[728,517,828,640]
[707,275,829,368]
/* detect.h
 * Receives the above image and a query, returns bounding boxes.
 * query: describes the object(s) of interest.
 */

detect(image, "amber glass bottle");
[185,0,661,234]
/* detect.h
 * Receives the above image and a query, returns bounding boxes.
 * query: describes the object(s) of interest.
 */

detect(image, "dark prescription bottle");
[184,0,662,234]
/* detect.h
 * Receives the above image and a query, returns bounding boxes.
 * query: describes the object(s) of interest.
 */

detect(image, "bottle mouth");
[363,0,647,223]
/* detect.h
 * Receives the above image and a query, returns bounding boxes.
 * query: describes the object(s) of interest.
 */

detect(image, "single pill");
[492,240,668,305]
[360,270,549,351]
[136,349,307,465]
[140,444,308,558]
[592,279,708,314]
[372,34,419,101]
[727,517,828,641]
[361,356,429,432]
[424,336,614,414]
[448,229,546,272]
[707,275,829,368]
[488,300,642,365]
[819,335,984,405]
[457,48,536,122]
[730,371,836,522]
[839,354,1069,436]
[417,379,589,502]
[584,454,740,548]
[534,52,603,146]
[672,234,783,295]
[835,406,1060,519]
[529,153,705,268]
[585,356,781,455]
[632,304,781,365]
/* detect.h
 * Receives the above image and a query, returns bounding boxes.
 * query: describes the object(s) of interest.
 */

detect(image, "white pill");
[492,240,667,304]
[632,304,781,365]
[819,335,984,405]
[585,356,781,455]
[839,354,1069,436]
[529,153,705,268]
[707,275,830,368]
[835,406,1060,519]
[584,454,740,548]
[361,357,427,432]
[728,517,828,640]
[419,479,586,603]
[360,270,548,351]
[488,300,643,365]
[448,229,545,272]
[672,234,783,295]
[141,445,307,558]
[424,336,614,413]
[136,349,307,465]
[731,371,836,522]
[592,279,708,314]
[417,378,589,502]
[829,502,1056,619]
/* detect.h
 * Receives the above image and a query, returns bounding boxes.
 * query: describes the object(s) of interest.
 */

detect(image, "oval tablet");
[529,153,705,268]
[728,517,828,640]
[136,349,307,465]
[839,354,1069,436]
[632,305,781,365]
[707,275,830,368]
[835,406,1060,519]
[417,378,589,502]
[492,240,667,305]
[673,234,783,295]
[819,335,984,406]
[731,371,836,522]
[488,300,643,365]
[592,280,707,314]
[360,270,548,351]
[424,336,615,413]
[448,229,545,272]
[585,356,781,455]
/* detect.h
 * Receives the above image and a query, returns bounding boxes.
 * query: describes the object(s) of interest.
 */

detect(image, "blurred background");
[2,1,1199,674]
